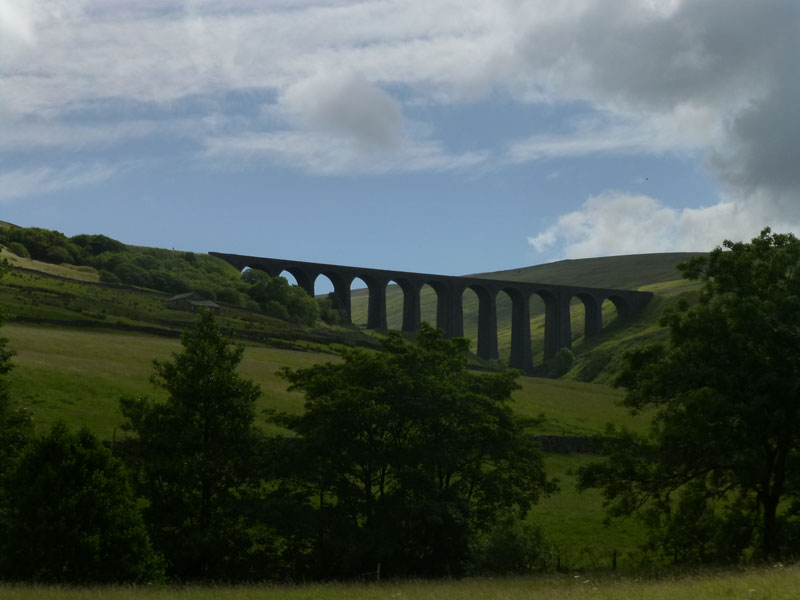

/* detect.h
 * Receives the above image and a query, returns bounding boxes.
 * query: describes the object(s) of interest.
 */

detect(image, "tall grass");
[0,564,796,599]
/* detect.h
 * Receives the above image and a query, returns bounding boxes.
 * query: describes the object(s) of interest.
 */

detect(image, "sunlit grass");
[4,323,645,440]
[0,248,101,282]
[3,324,335,438]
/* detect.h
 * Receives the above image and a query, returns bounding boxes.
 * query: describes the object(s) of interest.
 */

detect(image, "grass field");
[3,324,647,440]
[3,324,337,439]
[0,564,796,599]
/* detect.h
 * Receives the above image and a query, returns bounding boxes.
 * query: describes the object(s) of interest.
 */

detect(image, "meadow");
[0,564,796,599]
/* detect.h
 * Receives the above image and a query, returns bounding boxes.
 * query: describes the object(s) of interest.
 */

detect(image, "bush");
[0,423,164,583]
[546,348,574,378]
[574,349,612,382]
[70,234,125,256]
[470,512,557,575]
[44,245,74,265]
[113,262,152,288]
[98,269,121,284]
[216,287,243,306]
[191,287,216,301]
[7,242,29,258]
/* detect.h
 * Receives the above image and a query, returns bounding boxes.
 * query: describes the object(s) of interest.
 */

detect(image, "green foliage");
[1,225,328,327]
[545,347,574,378]
[573,349,612,382]
[245,271,319,325]
[469,510,557,575]
[6,242,29,258]
[0,260,32,476]
[120,310,272,580]
[0,422,163,583]
[98,269,121,284]
[71,233,125,255]
[0,227,78,264]
[272,323,554,578]
[581,228,800,561]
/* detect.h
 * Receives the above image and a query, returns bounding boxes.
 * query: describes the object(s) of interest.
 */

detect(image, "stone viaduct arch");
[210,252,653,373]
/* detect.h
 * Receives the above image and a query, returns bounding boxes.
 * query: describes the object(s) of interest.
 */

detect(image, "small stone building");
[167,292,221,314]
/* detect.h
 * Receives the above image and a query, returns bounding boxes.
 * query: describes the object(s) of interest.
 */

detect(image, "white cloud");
[509,103,720,162]
[204,130,486,175]
[0,0,37,50]
[0,163,119,202]
[528,191,791,260]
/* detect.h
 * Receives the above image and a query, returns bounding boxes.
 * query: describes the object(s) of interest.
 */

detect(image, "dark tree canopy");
[120,310,269,580]
[581,229,800,561]
[0,259,31,476]
[0,423,163,583]
[271,323,554,578]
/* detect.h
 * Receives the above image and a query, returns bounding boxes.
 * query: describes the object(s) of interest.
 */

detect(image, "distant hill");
[471,252,700,289]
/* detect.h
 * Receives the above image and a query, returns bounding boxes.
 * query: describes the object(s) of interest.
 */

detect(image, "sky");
[2,0,799,279]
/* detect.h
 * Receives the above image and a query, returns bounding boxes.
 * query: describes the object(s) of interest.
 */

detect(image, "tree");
[0,259,31,476]
[0,422,163,583]
[271,323,553,578]
[243,270,319,325]
[581,229,800,561]
[120,310,269,580]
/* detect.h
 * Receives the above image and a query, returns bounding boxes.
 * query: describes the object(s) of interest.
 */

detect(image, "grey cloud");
[280,71,403,149]
[711,75,800,198]
[513,0,798,110]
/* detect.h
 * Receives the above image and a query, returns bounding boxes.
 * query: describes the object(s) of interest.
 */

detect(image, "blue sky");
[2,0,799,278]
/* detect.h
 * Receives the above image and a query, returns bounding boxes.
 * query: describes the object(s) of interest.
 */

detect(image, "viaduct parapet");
[210,252,653,373]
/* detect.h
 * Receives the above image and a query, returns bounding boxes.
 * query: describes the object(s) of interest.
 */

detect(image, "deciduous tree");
[120,310,269,579]
[0,423,163,583]
[0,259,31,476]
[581,229,800,561]
[272,323,554,578]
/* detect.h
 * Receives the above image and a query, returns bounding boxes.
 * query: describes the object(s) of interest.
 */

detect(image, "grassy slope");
[0,248,376,351]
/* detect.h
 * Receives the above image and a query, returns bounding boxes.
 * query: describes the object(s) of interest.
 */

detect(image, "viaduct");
[210,252,653,373]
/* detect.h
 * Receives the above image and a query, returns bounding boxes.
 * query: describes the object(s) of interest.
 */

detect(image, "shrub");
[216,287,243,306]
[0,423,164,583]
[44,245,74,265]
[574,349,612,382]
[546,348,574,378]
[470,512,557,575]
[7,242,29,258]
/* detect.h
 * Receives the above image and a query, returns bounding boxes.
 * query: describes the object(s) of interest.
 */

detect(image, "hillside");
[0,246,376,352]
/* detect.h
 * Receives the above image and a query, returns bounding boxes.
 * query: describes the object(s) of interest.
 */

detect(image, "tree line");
[1,228,800,583]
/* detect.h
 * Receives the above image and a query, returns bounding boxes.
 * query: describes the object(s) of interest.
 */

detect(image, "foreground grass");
[1,564,796,599]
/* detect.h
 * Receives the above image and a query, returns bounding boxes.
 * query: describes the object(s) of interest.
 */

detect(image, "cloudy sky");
[2,0,799,278]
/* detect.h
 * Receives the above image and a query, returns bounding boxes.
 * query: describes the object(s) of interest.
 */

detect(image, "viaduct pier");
[210,252,653,373]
